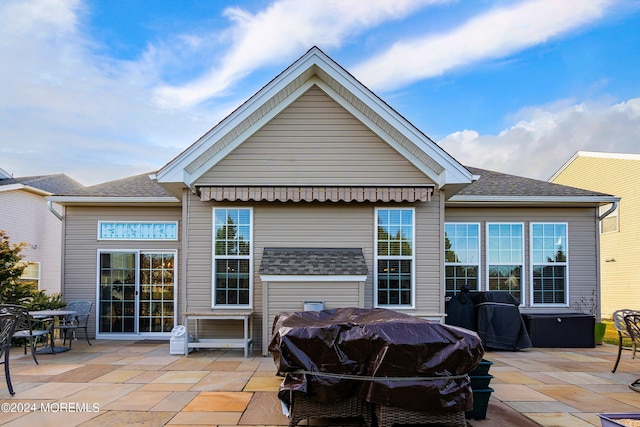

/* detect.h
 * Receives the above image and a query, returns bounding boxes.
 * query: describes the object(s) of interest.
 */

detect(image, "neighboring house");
[550,151,639,319]
[48,47,617,353]
[0,168,84,294]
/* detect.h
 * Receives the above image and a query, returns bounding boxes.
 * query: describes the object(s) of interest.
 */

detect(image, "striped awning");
[198,186,433,203]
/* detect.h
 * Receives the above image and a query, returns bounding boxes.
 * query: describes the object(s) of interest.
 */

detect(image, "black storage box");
[522,313,595,348]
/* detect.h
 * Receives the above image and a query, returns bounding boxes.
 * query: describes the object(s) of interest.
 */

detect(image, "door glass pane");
[99,252,136,333]
[139,252,175,333]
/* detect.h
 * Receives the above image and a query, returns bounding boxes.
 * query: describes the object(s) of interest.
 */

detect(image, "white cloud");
[351,0,616,91]
[438,98,640,180]
[153,0,450,108]
[0,0,220,185]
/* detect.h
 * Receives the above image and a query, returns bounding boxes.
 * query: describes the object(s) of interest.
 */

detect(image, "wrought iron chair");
[55,301,93,349]
[0,304,54,364]
[0,313,18,395]
[611,309,640,373]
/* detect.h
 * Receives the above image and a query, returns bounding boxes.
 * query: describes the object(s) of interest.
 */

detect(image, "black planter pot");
[466,359,494,420]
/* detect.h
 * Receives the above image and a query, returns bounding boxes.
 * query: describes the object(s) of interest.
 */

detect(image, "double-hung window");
[531,223,568,305]
[487,223,524,303]
[213,208,252,307]
[444,223,480,297]
[375,208,414,307]
[18,262,40,290]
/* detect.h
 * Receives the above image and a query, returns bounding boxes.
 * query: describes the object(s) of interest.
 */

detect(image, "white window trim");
[529,222,569,308]
[374,207,416,309]
[95,249,178,340]
[211,207,254,310]
[486,222,525,306]
[444,222,481,294]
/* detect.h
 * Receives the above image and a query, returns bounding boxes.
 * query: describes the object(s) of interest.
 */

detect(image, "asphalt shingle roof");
[56,172,174,198]
[43,166,613,200]
[260,248,369,276]
[460,167,612,198]
[0,174,84,194]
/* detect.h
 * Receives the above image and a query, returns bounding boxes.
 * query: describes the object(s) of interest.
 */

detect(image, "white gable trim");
[188,81,314,185]
[156,47,473,189]
[0,184,50,196]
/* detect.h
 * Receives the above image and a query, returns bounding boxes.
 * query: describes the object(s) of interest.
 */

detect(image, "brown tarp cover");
[269,307,484,412]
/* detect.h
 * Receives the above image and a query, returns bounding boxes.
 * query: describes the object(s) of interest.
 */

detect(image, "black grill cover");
[269,307,484,412]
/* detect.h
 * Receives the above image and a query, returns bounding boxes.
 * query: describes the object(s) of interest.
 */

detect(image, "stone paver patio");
[1,338,639,426]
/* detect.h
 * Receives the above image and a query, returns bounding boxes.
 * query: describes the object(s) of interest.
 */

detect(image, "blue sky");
[1,0,639,185]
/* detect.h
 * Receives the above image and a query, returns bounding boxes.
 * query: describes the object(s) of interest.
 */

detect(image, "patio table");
[29,309,77,354]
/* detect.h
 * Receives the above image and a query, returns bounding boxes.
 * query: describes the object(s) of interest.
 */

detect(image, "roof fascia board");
[188,80,314,185]
[157,47,473,187]
[313,64,472,187]
[447,195,621,205]
[314,78,446,185]
[548,151,581,181]
[0,184,50,196]
[549,150,640,181]
[157,50,326,185]
[46,196,180,205]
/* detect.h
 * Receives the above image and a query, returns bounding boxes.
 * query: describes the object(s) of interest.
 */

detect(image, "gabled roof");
[155,46,474,192]
[447,166,618,206]
[549,150,640,181]
[47,172,179,206]
[0,173,84,196]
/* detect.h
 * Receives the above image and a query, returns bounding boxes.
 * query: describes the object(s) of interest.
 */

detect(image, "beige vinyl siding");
[62,206,182,338]
[551,155,640,318]
[445,206,598,312]
[414,190,445,316]
[197,86,432,186]
[263,281,365,352]
[184,190,442,353]
[254,202,373,350]
[0,191,63,293]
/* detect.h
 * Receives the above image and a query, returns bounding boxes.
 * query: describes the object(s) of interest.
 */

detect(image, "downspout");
[595,199,618,321]
[47,200,64,221]
[47,199,65,297]
[598,200,618,221]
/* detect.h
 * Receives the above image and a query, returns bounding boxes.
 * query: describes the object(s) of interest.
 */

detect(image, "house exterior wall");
[183,191,443,354]
[0,189,63,294]
[551,154,640,318]
[444,206,599,313]
[197,86,432,186]
[262,280,365,352]
[62,206,182,338]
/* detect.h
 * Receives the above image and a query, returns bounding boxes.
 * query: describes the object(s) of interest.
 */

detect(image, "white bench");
[182,310,253,358]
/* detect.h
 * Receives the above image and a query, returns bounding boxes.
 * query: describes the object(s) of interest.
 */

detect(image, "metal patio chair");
[0,304,54,365]
[611,309,640,373]
[55,301,93,349]
[0,313,18,395]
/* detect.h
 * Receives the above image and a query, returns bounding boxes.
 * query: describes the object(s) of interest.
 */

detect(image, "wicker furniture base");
[288,391,373,427]
[375,404,466,427]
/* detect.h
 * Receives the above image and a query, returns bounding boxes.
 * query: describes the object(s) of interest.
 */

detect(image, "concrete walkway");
[0,339,639,426]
